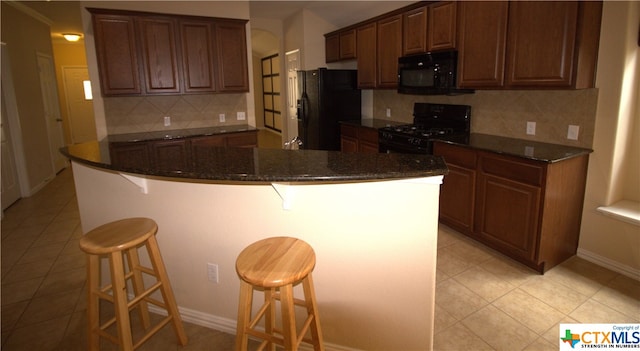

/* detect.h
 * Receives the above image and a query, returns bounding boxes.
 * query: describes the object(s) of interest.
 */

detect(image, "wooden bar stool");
[235,237,324,351]
[79,217,188,350]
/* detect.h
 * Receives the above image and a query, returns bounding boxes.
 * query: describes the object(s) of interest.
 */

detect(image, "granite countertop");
[107,125,258,143]
[341,119,407,129]
[61,141,448,182]
[435,133,593,163]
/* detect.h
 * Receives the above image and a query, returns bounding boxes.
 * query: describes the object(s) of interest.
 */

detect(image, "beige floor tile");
[1,277,43,306]
[454,266,516,302]
[17,243,66,265]
[541,316,579,345]
[16,288,82,327]
[434,304,458,334]
[493,288,565,334]
[1,260,51,284]
[1,315,70,351]
[479,256,536,287]
[433,322,495,351]
[543,256,618,297]
[591,275,640,320]
[443,239,497,265]
[519,276,590,314]
[569,299,638,323]
[34,266,86,297]
[0,301,29,331]
[435,279,489,320]
[462,305,539,351]
[523,337,557,351]
[436,268,451,283]
[437,247,475,276]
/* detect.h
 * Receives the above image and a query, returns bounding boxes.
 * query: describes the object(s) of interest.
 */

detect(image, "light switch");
[567,125,579,140]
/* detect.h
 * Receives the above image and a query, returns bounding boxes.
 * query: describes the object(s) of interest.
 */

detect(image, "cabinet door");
[109,142,150,168]
[428,1,457,51]
[92,13,142,95]
[475,172,541,262]
[151,139,191,171]
[457,1,508,88]
[356,23,377,89]
[341,136,358,153]
[505,1,578,87]
[339,29,357,60]
[325,34,340,63]
[180,20,216,93]
[377,14,403,88]
[215,20,249,92]
[227,131,258,147]
[138,17,181,94]
[434,142,477,234]
[403,6,427,55]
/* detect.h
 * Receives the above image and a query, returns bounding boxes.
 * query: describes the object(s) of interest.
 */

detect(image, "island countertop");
[61,141,448,183]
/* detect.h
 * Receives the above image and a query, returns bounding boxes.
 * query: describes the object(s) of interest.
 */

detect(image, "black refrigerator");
[297,68,361,150]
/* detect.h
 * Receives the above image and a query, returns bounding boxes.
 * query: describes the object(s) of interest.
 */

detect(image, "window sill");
[596,200,640,227]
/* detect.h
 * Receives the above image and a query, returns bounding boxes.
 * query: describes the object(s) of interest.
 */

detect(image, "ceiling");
[18,1,413,47]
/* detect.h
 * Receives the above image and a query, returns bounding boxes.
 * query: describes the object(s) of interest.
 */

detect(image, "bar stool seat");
[79,217,187,350]
[235,236,324,351]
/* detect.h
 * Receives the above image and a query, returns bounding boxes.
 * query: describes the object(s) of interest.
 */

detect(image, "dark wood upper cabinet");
[325,33,340,63]
[457,1,509,88]
[215,20,249,92]
[506,1,579,87]
[376,14,403,88]
[427,1,457,51]
[89,8,249,96]
[403,6,427,55]
[91,13,142,95]
[356,22,377,89]
[138,16,181,94]
[339,29,357,60]
[180,20,216,93]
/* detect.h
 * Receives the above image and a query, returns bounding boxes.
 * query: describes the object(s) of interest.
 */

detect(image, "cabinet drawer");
[479,153,544,186]
[433,142,476,169]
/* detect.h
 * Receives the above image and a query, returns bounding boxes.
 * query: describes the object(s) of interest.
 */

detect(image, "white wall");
[578,1,640,279]
[72,161,441,350]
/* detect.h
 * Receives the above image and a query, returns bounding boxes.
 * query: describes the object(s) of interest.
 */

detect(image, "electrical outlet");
[219,114,225,123]
[567,125,580,140]
[207,263,219,283]
[526,121,536,135]
[386,108,391,118]
[164,116,171,127]
[237,111,246,121]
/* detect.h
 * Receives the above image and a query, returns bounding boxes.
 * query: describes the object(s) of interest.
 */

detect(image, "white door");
[62,66,97,144]
[37,53,67,173]
[285,49,300,142]
[1,94,21,210]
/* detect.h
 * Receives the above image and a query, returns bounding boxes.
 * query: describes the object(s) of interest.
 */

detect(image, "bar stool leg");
[264,288,276,351]
[86,254,101,351]
[303,274,325,351]
[126,247,151,330]
[110,251,134,351]
[235,281,253,351]
[280,284,298,351]
[145,235,188,345]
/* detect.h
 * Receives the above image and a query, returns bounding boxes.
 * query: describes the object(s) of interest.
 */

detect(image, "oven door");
[378,138,433,154]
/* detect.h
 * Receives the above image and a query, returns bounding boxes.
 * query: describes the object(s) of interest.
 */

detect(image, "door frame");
[1,43,29,199]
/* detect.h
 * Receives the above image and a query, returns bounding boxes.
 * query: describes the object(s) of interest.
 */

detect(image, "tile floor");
[1,167,639,350]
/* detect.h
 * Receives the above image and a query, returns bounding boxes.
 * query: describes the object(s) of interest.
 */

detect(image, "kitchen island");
[61,142,448,351]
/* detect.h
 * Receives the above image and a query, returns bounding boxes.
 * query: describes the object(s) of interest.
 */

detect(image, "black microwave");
[397,50,474,95]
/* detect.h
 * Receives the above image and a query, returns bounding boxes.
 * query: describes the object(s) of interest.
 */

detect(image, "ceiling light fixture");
[63,33,81,42]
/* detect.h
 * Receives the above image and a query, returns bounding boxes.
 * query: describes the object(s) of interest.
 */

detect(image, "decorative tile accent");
[104,93,248,134]
[374,89,598,148]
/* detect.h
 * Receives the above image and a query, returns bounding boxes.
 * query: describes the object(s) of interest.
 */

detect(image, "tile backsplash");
[103,93,247,135]
[374,89,598,148]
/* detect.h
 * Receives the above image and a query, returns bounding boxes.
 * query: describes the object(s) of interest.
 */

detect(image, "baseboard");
[147,305,362,351]
[577,248,640,281]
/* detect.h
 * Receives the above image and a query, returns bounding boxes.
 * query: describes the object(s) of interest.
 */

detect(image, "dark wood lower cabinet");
[434,141,589,273]
[340,124,379,153]
[110,131,257,171]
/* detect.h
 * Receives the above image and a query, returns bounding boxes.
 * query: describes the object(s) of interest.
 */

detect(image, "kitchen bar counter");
[61,141,448,182]
[436,133,593,163]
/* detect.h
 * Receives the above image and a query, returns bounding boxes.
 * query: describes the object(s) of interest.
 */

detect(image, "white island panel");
[72,161,441,350]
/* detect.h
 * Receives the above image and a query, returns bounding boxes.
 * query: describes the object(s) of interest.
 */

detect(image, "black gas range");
[379,103,471,154]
